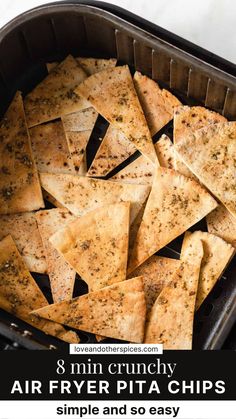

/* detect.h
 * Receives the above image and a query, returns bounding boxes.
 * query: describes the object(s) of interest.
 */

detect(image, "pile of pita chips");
[50,203,130,292]
[145,239,203,348]
[0,235,79,343]
[175,122,236,218]
[112,135,175,185]
[75,65,157,163]
[0,212,46,274]
[181,231,235,310]
[35,209,77,303]
[0,91,44,215]
[128,167,218,273]
[24,55,89,127]
[40,172,150,223]
[32,276,146,343]
[207,205,236,248]
[30,121,75,174]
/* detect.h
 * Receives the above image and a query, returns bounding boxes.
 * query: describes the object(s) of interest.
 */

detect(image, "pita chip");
[207,205,236,248]
[133,71,181,136]
[128,256,180,318]
[50,203,130,292]
[40,172,150,223]
[128,167,218,273]
[62,107,98,170]
[35,209,77,303]
[173,106,227,177]
[75,65,157,163]
[79,154,87,176]
[32,276,146,343]
[0,91,44,215]
[42,189,65,209]
[175,122,236,218]
[181,231,235,310]
[112,135,175,185]
[30,121,75,174]
[77,57,117,75]
[24,55,89,127]
[0,235,79,343]
[145,242,203,348]
[0,212,46,273]
[87,125,136,177]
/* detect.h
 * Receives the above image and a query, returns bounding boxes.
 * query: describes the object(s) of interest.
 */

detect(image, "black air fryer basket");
[0,1,235,350]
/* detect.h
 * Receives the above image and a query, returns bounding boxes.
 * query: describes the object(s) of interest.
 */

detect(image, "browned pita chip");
[30,121,75,174]
[0,235,79,343]
[35,209,77,303]
[134,71,181,136]
[24,55,89,127]
[128,167,218,273]
[112,135,174,185]
[87,125,136,177]
[32,276,146,343]
[62,108,97,170]
[173,106,226,178]
[40,172,150,224]
[0,91,44,215]
[207,205,236,248]
[128,256,180,318]
[175,122,236,218]
[50,203,130,292]
[75,65,157,163]
[181,231,235,310]
[77,57,117,75]
[145,243,203,349]
[0,212,46,274]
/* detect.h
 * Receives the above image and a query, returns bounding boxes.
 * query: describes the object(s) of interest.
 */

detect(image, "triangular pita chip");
[0,235,79,343]
[175,122,236,218]
[32,276,146,343]
[145,244,203,349]
[0,212,46,274]
[24,55,89,127]
[181,231,235,310]
[50,203,130,292]
[112,135,175,185]
[62,107,98,170]
[35,209,77,303]
[0,91,44,215]
[77,57,117,75]
[207,205,236,248]
[133,71,181,136]
[87,125,136,177]
[75,65,157,163]
[40,172,150,223]
[173,106,226,178]
[30,121,75,174]
[128,167,218,273]
[128,256,180,318]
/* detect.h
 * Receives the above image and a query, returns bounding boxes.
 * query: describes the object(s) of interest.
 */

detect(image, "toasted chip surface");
[128,256,180,318]
[32,276,146,343]
[145,246,203,349]
[134,72,181,136]
[207,205,236,248]
[0,235,79,343]
[181,231,235,310]
[24,55,89,127]
[0,91,44,215]
[77,57,117,75]
[50,203,130,292]
[175,122,236,218]
[40,172,150,224]
[112,135,174,185]
[0,212,46,273]
[75,65,157,163]
[35,209,77,303]
[30,121,75,174]
[128,167,218,273]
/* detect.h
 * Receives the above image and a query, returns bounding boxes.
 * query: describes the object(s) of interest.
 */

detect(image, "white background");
[0,0,235,64]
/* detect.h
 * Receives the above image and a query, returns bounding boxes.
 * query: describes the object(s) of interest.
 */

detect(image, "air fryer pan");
[0,1,235,350]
